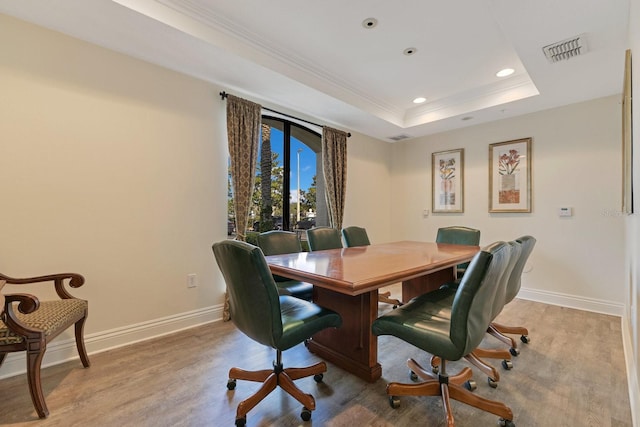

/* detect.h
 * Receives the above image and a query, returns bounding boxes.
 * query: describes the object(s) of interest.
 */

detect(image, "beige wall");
[0,15,229,343]
[390,96,626,306]
[342,132,394,243]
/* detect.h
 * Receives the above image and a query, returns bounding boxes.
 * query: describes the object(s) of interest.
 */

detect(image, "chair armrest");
[0,272,85,299]
[1,293,42,339]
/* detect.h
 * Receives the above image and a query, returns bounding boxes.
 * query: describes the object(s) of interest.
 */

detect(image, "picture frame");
[432,148,464,213]
[622,49,634,214]
[489,138,532,213]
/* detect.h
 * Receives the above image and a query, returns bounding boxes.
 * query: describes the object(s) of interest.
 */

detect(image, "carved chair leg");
[492,321,528,337]
[284,361,326,381]
[26,342,48,418]
[440,383,455,427]
[229,367,272,383]
[74,315,91,368]
[278,371,316,410]
[448,382,514,421]
[488,323,518,348]
[465,352,500,383]
[236,373,278,420]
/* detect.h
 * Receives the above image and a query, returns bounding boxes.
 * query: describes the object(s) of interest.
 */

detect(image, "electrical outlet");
[187,273,197,288]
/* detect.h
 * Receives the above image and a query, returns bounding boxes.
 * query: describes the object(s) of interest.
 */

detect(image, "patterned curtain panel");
[224,94,261,320]
[322,126,348,229]
[226,94,261,242]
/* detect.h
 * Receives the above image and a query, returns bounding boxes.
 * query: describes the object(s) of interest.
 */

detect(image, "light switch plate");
[558,207,573,217]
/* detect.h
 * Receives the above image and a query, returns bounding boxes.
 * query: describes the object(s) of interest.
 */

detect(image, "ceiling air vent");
[388,134,411,142]
[542,34,588,63]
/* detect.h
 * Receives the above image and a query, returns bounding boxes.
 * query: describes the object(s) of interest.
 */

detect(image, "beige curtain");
[224,94,261,320]
[322,126,348,229]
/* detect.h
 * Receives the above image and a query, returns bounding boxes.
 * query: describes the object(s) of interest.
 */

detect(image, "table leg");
[402,266,456,302]
[307,287,381,383]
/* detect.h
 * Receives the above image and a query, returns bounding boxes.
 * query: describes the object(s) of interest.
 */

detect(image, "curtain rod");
[220,91,351,138]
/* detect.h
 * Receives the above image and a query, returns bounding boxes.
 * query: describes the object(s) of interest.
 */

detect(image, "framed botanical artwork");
[432,148,464,213]
[489,138,532,213]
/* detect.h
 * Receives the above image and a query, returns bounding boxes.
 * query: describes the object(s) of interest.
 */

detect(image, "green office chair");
[212,240,342,426]
[372,241,516,427]
[341,226,371,247]
[436,226,481,280]
[341,226,402,308]
[432,241,521,387]
[488,235,537,354]
[257,230,313,301]
[306,226,343,251]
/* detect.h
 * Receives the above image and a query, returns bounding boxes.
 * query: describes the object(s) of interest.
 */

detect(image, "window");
[228,115,327,236]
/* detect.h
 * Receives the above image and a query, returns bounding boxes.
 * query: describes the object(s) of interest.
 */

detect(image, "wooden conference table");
[265,240,479,382]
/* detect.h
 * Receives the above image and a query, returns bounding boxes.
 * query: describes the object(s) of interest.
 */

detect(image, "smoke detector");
[542,34,588,63]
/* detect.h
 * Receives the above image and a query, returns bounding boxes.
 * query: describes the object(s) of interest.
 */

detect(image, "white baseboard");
[0,304,225,380]
[518,287,625,316]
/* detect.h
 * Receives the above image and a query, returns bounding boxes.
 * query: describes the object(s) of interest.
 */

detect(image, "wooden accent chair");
[212,240,342,426]
[341,226,403,308]
[0,272,90,418]
[257,230,313,300]
[372,242,516,427]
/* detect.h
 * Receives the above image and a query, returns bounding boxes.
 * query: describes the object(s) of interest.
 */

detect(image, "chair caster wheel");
[235,416,246,426]
[499,418,515,427]
[464,380,477,391]
[389,396,400,409]
[521,335,529,344]
[301,407,312,421]
[509,347,520,357]
[227,379,237,390]
[409,370,419,381]
[488,377,498,388]
[502,360,513,370]
[313,373,324,383]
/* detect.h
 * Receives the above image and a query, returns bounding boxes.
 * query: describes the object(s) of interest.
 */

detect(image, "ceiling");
[0,0,630,142]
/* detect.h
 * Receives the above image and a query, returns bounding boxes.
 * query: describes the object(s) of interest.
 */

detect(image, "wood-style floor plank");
[0,291,632,427]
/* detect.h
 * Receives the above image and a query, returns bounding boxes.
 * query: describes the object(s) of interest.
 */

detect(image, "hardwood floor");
[0,291,632,427]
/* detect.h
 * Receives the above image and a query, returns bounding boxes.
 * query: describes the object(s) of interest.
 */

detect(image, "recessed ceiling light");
[496,68,515,77]
[413,97,426,104]
[403,47,417,56]
[362,18,378,29]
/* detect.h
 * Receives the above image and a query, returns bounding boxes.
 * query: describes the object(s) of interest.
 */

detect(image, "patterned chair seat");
[0,299,88,345]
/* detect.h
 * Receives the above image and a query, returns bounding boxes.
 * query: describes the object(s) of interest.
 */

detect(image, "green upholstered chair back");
[436,226,481,246]
[436,226,481,276]
[212,240,283,349]
[306,227,343,251]
[258,230,303,255]
[341,226,371,247]
[257,230,305,284]
[504,236,537,303]
[450,241,513,357]
[489,241,521,321]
